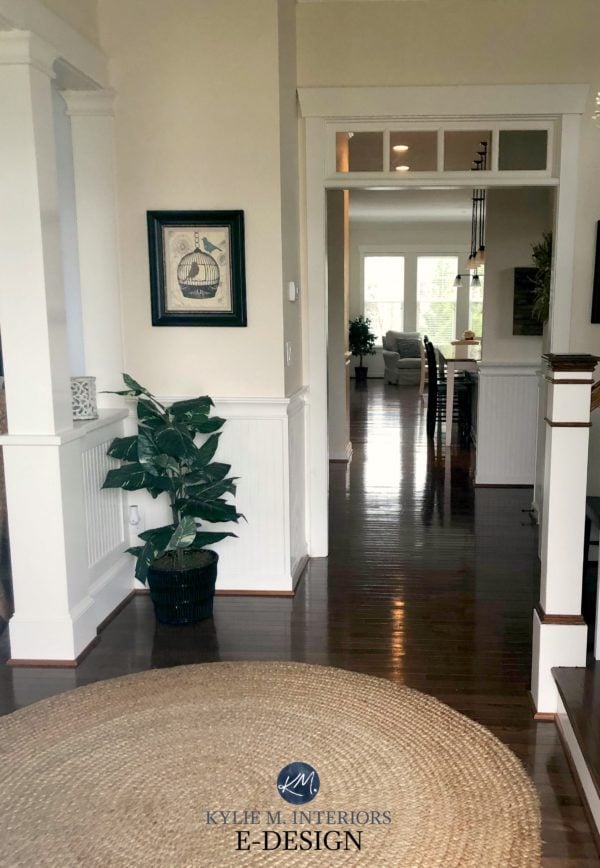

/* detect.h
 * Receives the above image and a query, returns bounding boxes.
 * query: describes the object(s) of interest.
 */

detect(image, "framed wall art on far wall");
[147,210,247,327]
[513,267,543,336]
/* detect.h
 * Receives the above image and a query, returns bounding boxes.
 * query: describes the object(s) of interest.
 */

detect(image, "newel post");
[531,353,598,713]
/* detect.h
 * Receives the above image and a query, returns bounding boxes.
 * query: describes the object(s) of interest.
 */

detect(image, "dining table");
[436,343,481,447]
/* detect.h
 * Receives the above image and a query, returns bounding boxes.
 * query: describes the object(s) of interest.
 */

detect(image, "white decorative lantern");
[70,376,98,421]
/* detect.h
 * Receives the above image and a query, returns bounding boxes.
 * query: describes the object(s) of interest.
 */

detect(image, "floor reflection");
[0,381,594,861]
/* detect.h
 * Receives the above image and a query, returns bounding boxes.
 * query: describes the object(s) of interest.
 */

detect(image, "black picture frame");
[147,210,247,327]
[591,221,600,324]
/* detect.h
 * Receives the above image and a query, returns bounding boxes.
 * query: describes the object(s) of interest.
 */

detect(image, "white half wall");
[127,391,309,594]
[476,363,539,485]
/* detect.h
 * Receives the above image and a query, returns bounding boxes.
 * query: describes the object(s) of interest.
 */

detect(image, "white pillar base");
[531,608,588,714]
[9,595,96,663]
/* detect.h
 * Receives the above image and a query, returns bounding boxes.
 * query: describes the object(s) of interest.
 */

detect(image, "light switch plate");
[288,281,298,302]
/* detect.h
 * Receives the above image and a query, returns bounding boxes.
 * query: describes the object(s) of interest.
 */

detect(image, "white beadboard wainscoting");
[1,409,131,661]
[81,417,132,627]
[127,388,309,594]
[475,363,540,486]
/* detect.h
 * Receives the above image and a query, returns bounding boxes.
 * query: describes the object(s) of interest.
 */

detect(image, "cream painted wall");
[297,0,600,359]
[98,0,291,398]
[41,0,99,45]
[278,0,304,396]
[297,0,600,89]
[482,188,553,363]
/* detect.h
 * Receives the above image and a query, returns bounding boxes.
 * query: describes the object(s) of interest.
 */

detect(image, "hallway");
[0,382,598,863]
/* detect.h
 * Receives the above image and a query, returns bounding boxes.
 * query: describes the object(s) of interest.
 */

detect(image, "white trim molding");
[0,0,108,87]
[298,85,590,119]
[0,29,57,77]
[62,88,115,117]
[301,84,586,557]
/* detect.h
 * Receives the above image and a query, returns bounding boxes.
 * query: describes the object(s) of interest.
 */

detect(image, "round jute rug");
[0,662,540,867]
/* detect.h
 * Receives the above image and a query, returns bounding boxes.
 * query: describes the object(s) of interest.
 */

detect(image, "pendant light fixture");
[465,140,488,274]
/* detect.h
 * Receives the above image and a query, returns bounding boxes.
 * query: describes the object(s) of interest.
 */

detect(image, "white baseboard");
[89,555,134,628]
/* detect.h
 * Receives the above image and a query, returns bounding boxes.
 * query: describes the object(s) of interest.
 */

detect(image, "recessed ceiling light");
[395,165,410,172]
[393,145,409,153]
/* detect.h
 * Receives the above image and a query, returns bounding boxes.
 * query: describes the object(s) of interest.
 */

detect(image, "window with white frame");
[416,256,459,345]
[363,255,405,341]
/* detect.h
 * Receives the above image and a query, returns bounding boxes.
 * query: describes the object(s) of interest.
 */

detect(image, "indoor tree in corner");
[102,374,243,624]
[349,315,376,383]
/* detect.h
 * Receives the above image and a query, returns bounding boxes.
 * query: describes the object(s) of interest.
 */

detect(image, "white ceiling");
[349,188,473,223]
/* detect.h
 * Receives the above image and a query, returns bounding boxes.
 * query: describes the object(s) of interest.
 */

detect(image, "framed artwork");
[147,210,247,327]
[512,267,543,336]
[591,221,600,323]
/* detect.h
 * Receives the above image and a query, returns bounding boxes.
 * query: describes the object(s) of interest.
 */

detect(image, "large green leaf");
[123,373,151,396]
[138,525,175,545]
[155,426,196,460]
[184,413,226,434]
[190,531,237,549]
[137,431,160,469]
[181,500,242,523]
[102,463,170,492]
[126,546,143,557]
[137,399,166,431]
[154,454,180,473]
[185,477,237,500]
[170,396,214,417]
[134,539,156,584]
[166,515,197,551]
[107,435,139,461]
[203,462,231,482]
[190,433,221,469]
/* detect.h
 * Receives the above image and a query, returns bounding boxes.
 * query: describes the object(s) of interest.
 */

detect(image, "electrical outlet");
[286,342,293,366]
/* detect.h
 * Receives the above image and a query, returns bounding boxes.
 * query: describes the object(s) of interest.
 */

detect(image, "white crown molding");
[0,30,57,77]
[297,85,591,119]
[0,0,108,87]
[62,88,116,117]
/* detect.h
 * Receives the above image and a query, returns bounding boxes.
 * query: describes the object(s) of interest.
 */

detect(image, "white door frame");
[299,84,589,556]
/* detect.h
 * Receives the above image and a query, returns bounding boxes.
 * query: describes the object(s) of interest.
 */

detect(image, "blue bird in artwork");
[202,237,223,254]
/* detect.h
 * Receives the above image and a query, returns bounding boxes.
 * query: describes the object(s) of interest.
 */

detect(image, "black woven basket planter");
[147,551,219,625]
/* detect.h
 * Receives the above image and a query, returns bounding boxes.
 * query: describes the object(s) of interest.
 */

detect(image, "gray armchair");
[382,331,425,390]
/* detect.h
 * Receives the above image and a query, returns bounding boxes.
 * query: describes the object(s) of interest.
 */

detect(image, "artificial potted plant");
[349,315,376,383]
[102,374,242,624]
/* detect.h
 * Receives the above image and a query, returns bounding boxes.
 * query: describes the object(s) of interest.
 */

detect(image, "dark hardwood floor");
[0,381,598,864]
[554,663,600,807]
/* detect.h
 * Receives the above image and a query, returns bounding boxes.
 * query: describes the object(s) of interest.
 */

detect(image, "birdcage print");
[177,244,220,299]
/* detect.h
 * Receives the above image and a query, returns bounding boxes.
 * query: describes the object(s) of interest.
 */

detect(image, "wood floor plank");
[0,381,598,863]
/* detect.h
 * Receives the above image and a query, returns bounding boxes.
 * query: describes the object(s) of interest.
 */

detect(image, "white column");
[62,89,125,403]
[0,31,95,662]
[0,31,72,435]
[531,353,596,713]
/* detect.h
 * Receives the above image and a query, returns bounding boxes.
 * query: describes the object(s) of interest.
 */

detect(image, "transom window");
[334,122,552,175]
